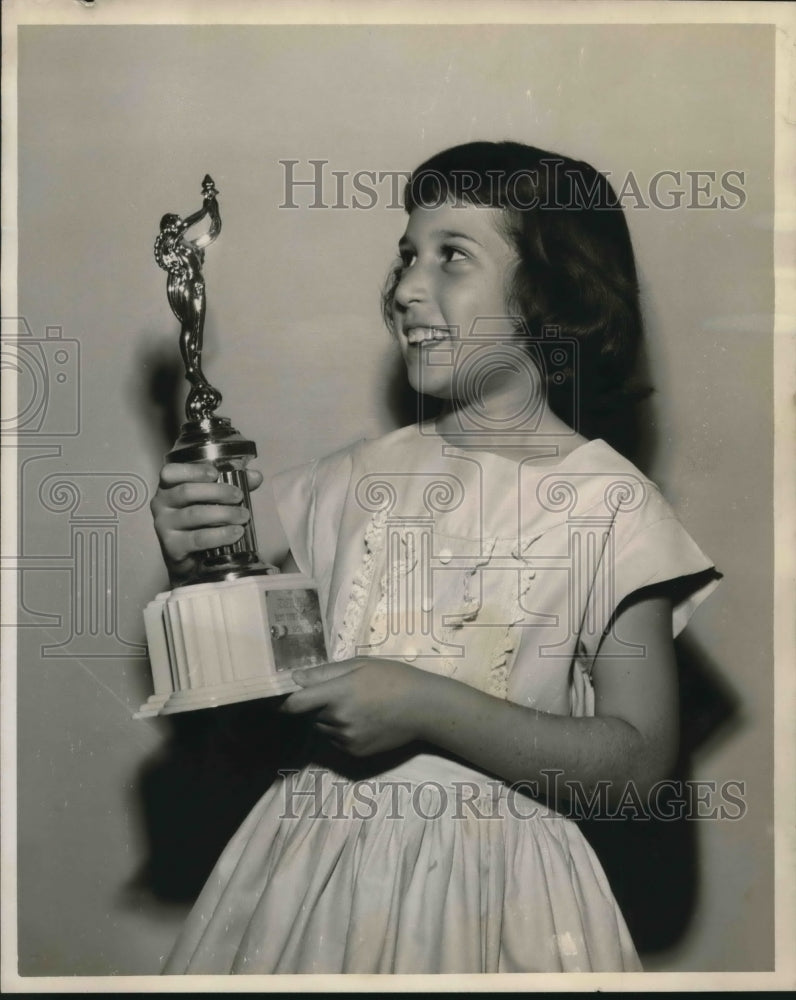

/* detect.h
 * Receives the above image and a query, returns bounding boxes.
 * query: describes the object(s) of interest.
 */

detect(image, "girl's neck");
[433,395,589,465]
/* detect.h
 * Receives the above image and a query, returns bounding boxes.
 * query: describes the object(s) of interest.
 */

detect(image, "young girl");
[151,141,720,974]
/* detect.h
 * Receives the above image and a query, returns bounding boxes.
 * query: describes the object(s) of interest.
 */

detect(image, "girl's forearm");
[413,672,663,803]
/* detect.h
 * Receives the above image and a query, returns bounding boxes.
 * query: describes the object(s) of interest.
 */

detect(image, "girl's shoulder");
[535,436,676,529]
[292,427,677,533]
[557,436,651,480]
[355,422,427,461]
[286,424,421,477]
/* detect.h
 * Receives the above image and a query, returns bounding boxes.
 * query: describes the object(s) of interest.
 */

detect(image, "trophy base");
[136,672,300,717]
[137,572,328,718]
[187,560,278,585]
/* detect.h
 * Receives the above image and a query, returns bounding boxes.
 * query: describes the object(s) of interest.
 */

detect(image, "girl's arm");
[412,586,679,801]
[282,585,679,804]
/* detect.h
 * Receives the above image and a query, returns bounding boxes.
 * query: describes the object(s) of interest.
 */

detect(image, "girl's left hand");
[279,658,432,757]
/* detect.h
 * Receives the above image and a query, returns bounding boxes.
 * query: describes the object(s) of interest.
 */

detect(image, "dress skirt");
[163,753,642,974]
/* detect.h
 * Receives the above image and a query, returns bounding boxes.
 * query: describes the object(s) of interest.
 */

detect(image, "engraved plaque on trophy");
[137,177,327,717]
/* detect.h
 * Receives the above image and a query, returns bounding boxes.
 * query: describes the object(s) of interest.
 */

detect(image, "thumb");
[292,660,360,687]
[246,468,263,491]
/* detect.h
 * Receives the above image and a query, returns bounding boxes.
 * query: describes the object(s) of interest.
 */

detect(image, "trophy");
[137,176,327,717]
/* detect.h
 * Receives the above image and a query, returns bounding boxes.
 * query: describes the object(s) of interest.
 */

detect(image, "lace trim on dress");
[368,531,418,653]
[332,509,388,661]
[494,532,544,700]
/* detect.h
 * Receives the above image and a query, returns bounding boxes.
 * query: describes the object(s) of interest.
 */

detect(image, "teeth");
[406,327,451,345]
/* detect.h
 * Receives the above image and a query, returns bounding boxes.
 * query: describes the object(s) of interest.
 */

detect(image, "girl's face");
[391,201,524,402]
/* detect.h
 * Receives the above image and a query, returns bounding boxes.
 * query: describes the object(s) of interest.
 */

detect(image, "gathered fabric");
[165,755,641,973]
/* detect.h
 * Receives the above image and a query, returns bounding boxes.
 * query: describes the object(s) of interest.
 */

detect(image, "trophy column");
[137,177,327,717]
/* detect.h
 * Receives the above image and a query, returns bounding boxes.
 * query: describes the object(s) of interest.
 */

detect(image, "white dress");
[163,423,720,974]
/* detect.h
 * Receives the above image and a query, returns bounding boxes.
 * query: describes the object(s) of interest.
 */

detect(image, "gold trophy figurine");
[137,177,328,717]
[151,175,271,581]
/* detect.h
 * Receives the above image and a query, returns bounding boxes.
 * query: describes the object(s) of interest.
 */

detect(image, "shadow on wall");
[130,704,316,904]
[133,338,184,463]
[579,635,739,956]
[128,345,740,958]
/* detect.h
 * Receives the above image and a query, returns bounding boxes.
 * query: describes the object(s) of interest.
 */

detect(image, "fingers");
[158,507,250,556]
[154,495,251,533]
[158,461,219,488]
[246,469,264,491]
[279,686,329,715]
[175,522,247,557]
[174,502,250,528]
[312,721,348,748]
[161,480,245,509]
[157,463,263,500]
[292,662,360,687]
[280,674,354,715]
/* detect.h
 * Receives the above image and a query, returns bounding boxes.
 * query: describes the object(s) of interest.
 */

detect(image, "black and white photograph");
[1,0,794,990]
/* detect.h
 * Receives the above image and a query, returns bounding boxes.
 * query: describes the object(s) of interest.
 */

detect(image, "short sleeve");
[579,485,722,660]
[271,441,358,595]
[271,457,319,577]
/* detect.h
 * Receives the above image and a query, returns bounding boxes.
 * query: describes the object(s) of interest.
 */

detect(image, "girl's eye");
[396,245,468,270]
[442,244,468,263]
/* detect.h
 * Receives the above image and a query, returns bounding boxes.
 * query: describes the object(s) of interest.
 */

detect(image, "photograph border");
[1,0,794,992]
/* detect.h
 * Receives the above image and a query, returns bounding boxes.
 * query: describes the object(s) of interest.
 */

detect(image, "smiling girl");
[152,141,720,974]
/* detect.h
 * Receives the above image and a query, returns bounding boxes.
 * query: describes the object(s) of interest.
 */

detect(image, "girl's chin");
[404,370,454,400]
[403,350,455,399]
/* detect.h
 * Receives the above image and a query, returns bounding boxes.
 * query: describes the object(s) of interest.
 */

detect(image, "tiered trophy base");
[136,573,327,717]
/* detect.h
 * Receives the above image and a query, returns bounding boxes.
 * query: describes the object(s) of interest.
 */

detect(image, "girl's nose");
[393,261,430,309]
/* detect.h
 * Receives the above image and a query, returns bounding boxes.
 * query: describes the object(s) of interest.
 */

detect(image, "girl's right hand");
[150,461,263,584]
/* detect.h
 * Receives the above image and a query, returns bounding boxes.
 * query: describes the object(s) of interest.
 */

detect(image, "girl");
[151,141,720,974]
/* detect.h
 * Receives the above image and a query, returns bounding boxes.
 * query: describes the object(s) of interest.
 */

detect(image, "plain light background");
[13,23,773,974]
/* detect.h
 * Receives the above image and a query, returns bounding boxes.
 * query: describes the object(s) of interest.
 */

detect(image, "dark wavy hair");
[381,140,649,449]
